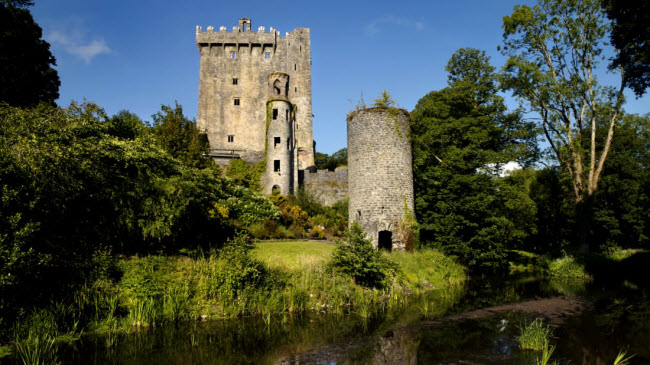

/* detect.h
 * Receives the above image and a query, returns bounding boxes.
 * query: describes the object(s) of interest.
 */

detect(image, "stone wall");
[302,167,348,206]
[347,108,414,250]
[196,19,314,170]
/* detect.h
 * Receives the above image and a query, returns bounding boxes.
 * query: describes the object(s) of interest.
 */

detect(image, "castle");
[196,18,314,195]
[196,19,414,250]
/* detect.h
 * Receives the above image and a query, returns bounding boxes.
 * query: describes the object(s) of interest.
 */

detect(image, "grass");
[5,240,467,363]
[252,240,335,271]
[519,318,553,351]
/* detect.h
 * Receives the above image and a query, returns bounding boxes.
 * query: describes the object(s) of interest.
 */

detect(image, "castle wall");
[303,167,348,206]
[347,108,414,250]
[196,20,314,169]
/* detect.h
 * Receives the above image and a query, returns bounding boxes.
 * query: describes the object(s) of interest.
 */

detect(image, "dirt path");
[417,296,592,329]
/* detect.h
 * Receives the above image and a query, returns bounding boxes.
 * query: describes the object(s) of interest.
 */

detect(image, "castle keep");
[196,19,415,250]
[196,18,314,194]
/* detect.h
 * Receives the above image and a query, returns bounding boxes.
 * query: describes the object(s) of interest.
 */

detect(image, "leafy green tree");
[330,223,397,288]
[313,147,348,171]
[0,2,59,106]
[412,48,537,272]
[151,102,213,169]
[591,113,650,248]
[603,0,650,97]
[500,0,626,250]
[106,110,146,140]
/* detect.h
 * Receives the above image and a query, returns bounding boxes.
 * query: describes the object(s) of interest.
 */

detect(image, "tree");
[500,0,626,250]
[151,102,213,169]
[603,0,650,97]
[0,2,59,107]
[412,48,537,272]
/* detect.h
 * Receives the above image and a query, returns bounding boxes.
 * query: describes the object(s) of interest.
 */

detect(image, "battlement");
[196,24,309,46]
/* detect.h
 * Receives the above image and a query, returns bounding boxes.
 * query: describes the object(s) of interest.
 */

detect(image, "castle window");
[295,87,297,92]
[274,137,280,148]
[272,108,278,120]
[232,78,238,85]
[274,160,280,172]
[294,64,297,71]
[285,109,289,120]
[227,135,234,143]
[234,98,240,106]
[230,51,236,59]
[300,45,302,52]
[265,52,271,59]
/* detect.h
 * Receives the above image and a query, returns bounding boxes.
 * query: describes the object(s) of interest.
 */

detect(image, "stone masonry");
[347,108,414,250]
[303,167,348,206]
[196,18,314,194]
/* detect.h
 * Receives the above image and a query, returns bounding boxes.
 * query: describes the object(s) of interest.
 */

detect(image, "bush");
[545,255,591,279]
[309,226,325,239]
[330,223,398,288]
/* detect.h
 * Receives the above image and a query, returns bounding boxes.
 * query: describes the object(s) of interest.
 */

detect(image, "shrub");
[546,255,590,279]
[330,223,398,288]
[309,226,325,239]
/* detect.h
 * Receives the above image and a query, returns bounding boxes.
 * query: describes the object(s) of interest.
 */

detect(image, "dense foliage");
[603,0,650,97]
[0,2,59,106]
[0,102,278,332]
[314,147,347,171]
[411,48,537,272]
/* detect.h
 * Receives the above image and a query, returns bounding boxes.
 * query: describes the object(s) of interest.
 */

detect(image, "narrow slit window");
[227,135,234,143]
[232,78,238,85]
[274,160,280,172]
[265,52,271,59]
[295,87,297,92]
[294,64,297,71]
[272,108,278,120]
[285,109,289,120]
[274,137,280,148]
[234,98,240,106]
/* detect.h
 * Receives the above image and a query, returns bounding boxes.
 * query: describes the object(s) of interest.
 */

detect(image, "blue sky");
[32,0,648,155]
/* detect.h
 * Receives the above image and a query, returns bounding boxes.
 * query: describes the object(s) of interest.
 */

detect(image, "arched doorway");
[272,185,281,195]
[378,230,392,251]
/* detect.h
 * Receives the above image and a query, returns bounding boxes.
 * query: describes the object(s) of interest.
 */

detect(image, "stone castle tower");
[347,108,415,250]
[196,18,314,194]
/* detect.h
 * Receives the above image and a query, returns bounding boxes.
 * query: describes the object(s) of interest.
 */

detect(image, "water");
[8,275,650,364]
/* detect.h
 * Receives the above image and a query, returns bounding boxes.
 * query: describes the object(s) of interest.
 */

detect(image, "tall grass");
[519,318,553,351]
[14,336,58,365]
[8,240,467,360]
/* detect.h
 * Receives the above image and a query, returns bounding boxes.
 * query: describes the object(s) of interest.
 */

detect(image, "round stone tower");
[264,72,295,195]
[347,107,414,250]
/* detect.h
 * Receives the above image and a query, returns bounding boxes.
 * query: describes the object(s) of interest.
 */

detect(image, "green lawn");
[252,240,335,271]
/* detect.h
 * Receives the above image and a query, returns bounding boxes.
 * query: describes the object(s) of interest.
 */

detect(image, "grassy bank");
[4,239,466,360]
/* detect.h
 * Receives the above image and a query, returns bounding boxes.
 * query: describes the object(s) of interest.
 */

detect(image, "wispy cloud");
[364,15,425,36]
[47,20,111,64]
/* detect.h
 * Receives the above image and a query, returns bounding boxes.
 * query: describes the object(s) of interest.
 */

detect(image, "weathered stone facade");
[347,108,414,250]
[196,18,314,193]
[302,167,348,206]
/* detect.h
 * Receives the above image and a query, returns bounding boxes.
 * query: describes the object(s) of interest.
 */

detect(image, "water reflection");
[12,275,650,364]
